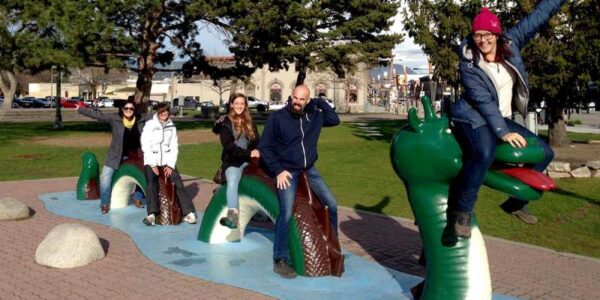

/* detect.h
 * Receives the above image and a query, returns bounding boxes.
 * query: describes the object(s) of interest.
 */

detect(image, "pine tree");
[219,0,402,85]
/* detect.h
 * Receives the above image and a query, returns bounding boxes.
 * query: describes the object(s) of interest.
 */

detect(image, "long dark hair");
[468,33,512,64]
[227,93,256,141]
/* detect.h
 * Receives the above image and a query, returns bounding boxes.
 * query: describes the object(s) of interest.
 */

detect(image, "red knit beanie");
[472,7,502,34]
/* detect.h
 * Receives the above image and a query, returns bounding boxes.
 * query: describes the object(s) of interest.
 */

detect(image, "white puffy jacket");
[141,114,178,168]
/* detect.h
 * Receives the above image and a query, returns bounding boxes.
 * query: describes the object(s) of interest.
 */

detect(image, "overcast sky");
[199,8,429,71]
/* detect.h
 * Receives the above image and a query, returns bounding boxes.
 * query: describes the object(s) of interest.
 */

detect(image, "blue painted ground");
[39,191,517,300]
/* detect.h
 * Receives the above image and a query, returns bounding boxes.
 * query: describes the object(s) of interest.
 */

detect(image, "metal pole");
[53,67,62,129]
[50,67,54,107]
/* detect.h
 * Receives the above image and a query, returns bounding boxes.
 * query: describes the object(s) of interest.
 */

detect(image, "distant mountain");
[369,63,417,81]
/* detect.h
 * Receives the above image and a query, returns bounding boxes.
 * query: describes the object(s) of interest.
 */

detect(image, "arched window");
[349,84,358,103]
[270,83,282,103]
[245,83,256,97]
[315,83,327,98]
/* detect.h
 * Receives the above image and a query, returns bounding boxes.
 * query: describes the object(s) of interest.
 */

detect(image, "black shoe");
[219,210,239,229]
[273,259,297,279]
[454,211,471,238]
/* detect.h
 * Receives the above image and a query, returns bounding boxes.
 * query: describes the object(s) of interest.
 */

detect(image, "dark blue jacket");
[452,0,565,138]
[259,97,340,177]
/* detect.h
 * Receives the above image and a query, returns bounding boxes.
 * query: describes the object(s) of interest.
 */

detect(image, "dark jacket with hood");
[78,107,150,169]
[259,97,340,177]
[451,0,565,138]
[213,116,260,171]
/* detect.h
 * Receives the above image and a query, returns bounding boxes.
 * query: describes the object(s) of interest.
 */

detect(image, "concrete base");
[38,191,516,300]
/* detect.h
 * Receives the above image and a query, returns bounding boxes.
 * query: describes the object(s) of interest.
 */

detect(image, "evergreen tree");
[403,0,480,91]
[219,0,402,85]
[404,0,598,147]
[0,0,132,110]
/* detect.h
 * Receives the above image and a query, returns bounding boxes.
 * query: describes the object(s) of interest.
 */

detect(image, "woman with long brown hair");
[450,1,564,238]
[213,93,260,228]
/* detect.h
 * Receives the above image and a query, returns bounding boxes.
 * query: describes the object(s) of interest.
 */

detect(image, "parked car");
[174,97,202,110]
[199,101,215,108]
[44,96,58,107]
[32,98,51,108]
[269,101,285,111]
[61,98,89,108]
[15,97,35,108]
[96,96,114,108]
[247,96,269,112]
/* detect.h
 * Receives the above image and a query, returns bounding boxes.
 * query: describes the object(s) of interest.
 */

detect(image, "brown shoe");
[100,204,110,214]
[132,199,144,208]
[511,208,538,224]
[454,211,471,238]
[273,259,297,279]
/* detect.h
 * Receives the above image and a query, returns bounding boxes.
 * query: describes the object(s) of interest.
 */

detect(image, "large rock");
[547,171,572,179]
[547,161,571,172]
[586,160,600,170]
[570,167,592,178]
[35,223,105,268]
[593,170,600,178]
[0,197,30,221]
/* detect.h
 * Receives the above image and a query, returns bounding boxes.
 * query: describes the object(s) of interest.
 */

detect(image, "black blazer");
[213,116,260,170]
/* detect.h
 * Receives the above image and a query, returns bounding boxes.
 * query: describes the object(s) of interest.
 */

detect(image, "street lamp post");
[53,66,62,129]
[50,66,54,108]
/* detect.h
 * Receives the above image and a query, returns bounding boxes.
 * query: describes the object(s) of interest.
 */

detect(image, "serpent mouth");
[484,137,556,201]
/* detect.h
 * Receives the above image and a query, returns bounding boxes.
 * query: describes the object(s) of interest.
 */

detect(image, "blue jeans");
[99,165,146,207]
[225,162,248,210]
[273,166,338,262]
[453,118,554,213]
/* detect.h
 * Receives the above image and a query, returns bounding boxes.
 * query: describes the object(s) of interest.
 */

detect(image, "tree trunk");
[0,70,18,110]
[296,65,307,86]
[135,6,162,113]
[548,104,569,147]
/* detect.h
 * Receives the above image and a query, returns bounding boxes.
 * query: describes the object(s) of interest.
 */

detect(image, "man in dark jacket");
[259,84,340,278]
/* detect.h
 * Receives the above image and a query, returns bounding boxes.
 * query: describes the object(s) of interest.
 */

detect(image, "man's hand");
[501,132,527,148]
[164,166,173,177]
[152,166,159,176]
[276,170,292,190]
[250,149,260,158]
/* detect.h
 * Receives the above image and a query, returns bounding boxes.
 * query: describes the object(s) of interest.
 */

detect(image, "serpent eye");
[445,129,452,134]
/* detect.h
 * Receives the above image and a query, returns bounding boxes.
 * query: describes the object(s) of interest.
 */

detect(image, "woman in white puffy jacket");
[140,102,196,226]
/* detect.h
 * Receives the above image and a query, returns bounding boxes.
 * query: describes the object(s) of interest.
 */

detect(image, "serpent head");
[390,96,462,186]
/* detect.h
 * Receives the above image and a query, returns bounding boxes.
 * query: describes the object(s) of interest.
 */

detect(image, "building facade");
[28,58,371,112]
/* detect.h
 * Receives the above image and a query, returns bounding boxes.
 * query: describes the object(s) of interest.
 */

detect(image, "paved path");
[1,177,599,299]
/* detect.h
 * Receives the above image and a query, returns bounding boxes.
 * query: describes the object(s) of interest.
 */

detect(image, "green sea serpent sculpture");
[198,160,344,277]
[76,152,100,200]
[390,96,555,299]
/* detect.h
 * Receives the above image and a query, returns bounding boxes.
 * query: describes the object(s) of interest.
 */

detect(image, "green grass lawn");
[1,120,599,258]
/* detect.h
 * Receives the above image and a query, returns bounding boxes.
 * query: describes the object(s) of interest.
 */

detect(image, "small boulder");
[0,197,30,221]
[547,161,571,172]
[547,171,571,179]
[586,160,600,170]
[35,223,105,268]
[593,170,600,178]
[570,167,592,178]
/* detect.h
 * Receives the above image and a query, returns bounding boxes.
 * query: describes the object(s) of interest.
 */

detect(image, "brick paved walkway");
[1,177,598,299]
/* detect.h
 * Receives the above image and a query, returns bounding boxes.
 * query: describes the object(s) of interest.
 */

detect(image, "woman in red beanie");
[450,0,566,238]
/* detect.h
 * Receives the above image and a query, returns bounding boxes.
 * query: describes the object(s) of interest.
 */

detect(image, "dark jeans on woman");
[452,118,554,213]
[144,165,195,216]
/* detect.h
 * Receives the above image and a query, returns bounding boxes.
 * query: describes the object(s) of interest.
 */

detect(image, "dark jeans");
[273,166,338,262]
[452,118,554,213]
[144,165,195,216]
